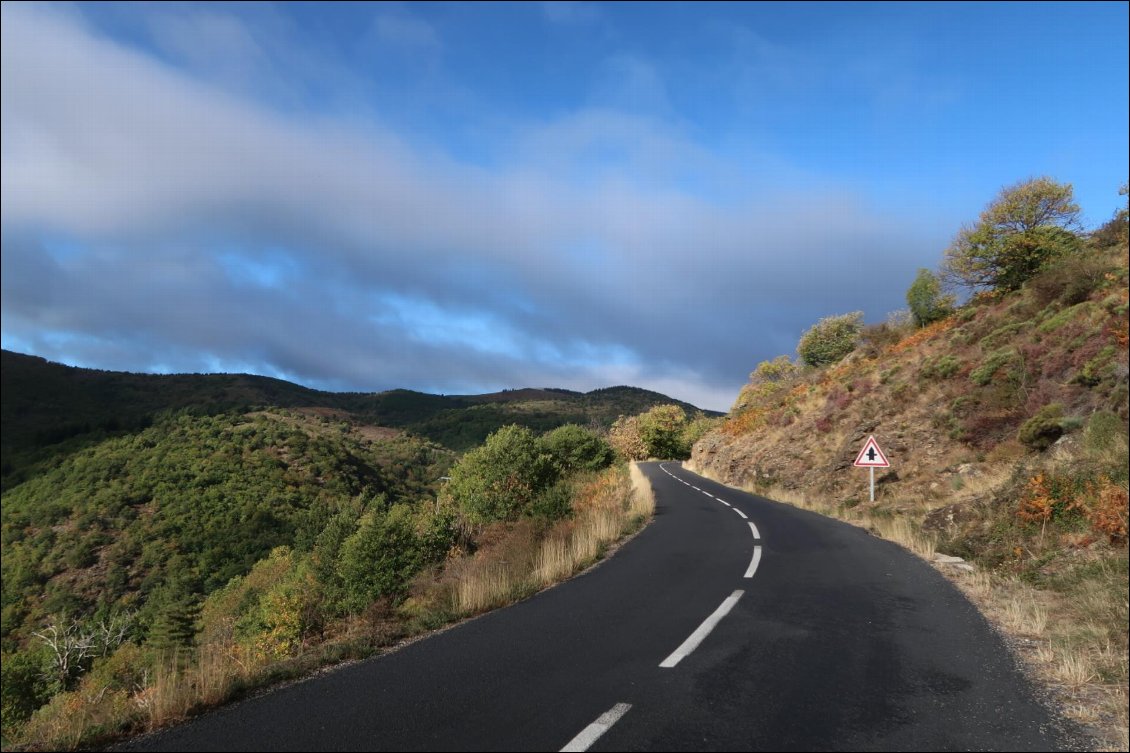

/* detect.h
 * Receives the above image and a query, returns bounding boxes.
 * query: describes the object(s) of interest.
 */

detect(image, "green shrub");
[1085,411,1129,454]
[680,414,719,453]
[540,425,613,474]
[529,478,574,521]
[1083,412,1130,484]
[970,348,1021,386]
[445,425,559,523]
[906,268,955,326]
[1038,301,1097,334]
[797,312,864,367]
[978,322,1028,351]
[1018,403,1067,451]
[1,648,51,733]
[336,505,423,612]
[1075,345,1118,387]
[637,405,689,459]
[1028,252,1111,306]
[920,354,961,381]
[751,355,801,383]
[415,502,457,563]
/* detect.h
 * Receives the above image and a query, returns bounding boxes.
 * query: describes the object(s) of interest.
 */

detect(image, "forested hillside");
[1,410,451,651]
[1,350,712,490]
[0,356,697,748]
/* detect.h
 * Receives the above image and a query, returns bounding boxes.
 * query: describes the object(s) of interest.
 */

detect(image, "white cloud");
[0,4,942,412]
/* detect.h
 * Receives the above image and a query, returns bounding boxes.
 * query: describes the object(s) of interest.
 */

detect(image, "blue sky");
[2,1,1127,411]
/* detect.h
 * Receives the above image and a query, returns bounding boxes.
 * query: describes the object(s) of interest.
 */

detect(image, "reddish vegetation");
[690,242,1128,747]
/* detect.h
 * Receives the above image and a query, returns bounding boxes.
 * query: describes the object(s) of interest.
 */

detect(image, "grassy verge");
[684,460,1126,751]
[7,464,655,751]
[445,462,654,615]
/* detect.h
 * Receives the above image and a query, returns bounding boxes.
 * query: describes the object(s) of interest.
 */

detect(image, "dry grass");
[999,592,1049,637]
[456,562,524,614]
[15,643,267,751]
[456,463,655,614]
[745,478,940,561]
[871,516,937,560]
[134,644,262,726]
[949,562,1129,749]
[628,461,656,517]
[948,464,1013,503]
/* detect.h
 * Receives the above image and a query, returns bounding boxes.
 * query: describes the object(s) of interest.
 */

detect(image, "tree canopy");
[540,424,613,474]
[637,405,688,459]
[906,268,955,327]
[444,425,559,524]
[942,176,1082,291]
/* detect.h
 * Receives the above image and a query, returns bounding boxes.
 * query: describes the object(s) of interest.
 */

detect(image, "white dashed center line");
[744,546,763,579]
[660,590,745,668]
[657,463,765,584]
[560,703,632,752]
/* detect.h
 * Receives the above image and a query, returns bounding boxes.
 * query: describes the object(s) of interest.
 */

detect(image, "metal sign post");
[852,435,890,502]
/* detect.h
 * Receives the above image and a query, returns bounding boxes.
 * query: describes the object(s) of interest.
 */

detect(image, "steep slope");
[691,244,1127,539]
[0,409,454,652]
[688,241,1128,745]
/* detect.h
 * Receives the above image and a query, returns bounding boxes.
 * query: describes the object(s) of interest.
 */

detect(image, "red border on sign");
[853,435,890,467]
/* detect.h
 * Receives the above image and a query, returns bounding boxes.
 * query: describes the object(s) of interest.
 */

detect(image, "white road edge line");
[748,521,761,539]
[560,702,633,752]
[659,590,744,668]
[734,509,748,519]
[719,500,731,507]
[744,545,763,579]
[704,492,715,498]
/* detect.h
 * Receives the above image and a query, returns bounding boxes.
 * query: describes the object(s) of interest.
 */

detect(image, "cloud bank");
[2,4,955,410]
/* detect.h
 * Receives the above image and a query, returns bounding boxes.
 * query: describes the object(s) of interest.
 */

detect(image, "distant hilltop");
[1,349,719,463]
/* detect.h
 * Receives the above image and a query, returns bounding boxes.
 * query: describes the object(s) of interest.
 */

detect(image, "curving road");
[119,462,1079,752]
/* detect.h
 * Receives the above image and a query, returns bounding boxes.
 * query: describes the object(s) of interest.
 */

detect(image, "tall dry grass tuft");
[533,534,574,586]
[872,517,937,560]
[136,654,194,727]
[456,562,522,614]
[1037,644,1099,688]
[134,644,264,729]
[532,464,655,588]
[1000,591,1049,637]
[628,461,656,518]
[459,464,656,616]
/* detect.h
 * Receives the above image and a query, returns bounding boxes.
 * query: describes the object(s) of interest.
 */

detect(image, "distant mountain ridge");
[1,349,718,482]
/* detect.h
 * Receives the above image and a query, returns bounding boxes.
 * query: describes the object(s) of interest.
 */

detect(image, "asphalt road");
[120,462,1079,752]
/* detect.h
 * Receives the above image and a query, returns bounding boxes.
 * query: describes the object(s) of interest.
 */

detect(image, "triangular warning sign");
[853,435,890,467]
